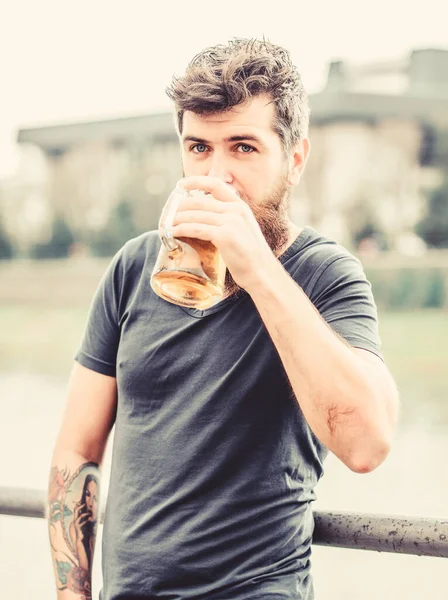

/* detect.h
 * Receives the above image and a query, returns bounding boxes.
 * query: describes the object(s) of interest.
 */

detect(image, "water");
[1,372,447,599]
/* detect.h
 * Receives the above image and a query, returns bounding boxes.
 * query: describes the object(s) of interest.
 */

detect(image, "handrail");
[1,487,447,558]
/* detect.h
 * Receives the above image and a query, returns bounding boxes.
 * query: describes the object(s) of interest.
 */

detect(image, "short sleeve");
[311,253,383,361]
[74,251,123,377]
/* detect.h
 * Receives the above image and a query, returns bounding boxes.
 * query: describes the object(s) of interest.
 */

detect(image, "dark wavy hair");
[166,38,310,154]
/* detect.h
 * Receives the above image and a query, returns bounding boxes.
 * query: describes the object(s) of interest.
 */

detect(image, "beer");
[151,234,226,309]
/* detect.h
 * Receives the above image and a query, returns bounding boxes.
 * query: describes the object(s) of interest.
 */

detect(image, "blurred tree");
[0,218,13,259]
[416,180,448,248]
[90,199,139,257]
[348,200,389,252]
[353,220,379,247]
[30,216,75,259]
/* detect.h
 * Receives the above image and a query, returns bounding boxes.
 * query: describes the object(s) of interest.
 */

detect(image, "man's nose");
[207,154,233,184]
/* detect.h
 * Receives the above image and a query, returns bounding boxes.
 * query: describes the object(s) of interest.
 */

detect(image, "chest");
[115,295,288,406]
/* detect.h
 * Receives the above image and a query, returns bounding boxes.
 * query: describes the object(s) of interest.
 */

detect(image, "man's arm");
[170,175,399,474]
[48,363,117,599]
[246,258,399,474]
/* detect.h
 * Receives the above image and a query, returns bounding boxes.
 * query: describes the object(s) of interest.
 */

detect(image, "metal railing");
[1,486,447,558]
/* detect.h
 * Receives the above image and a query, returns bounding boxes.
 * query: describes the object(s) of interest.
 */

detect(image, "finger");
[76,511,86,521]
[171,223,216,242]
[74,503,85,517]
[81,513,92,523]
[179,177,241,203]
[177,193,230,214]
[78,515,91,527]
[76,512,86,524]
[172,210,223,227]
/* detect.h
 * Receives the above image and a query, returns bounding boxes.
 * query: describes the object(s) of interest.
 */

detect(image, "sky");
[1,0,447,178]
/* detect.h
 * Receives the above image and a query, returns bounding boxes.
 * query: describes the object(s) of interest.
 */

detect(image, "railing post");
[313,511,448,558]
[0,487,46,519]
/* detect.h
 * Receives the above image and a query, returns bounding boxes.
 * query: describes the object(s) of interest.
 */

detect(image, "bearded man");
[48,38,399,600]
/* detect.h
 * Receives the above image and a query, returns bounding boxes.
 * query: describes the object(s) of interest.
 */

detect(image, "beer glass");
[150,185,226,309]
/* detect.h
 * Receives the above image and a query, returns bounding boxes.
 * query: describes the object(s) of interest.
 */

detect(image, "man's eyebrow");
[224,135,264,145]
[182,134,265,146]
[182,136,209,144]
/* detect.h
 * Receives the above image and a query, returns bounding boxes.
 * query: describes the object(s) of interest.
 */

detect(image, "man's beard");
[224,175,292,297]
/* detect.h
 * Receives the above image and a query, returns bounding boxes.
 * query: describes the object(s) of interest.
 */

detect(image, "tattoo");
[48,462,100,600]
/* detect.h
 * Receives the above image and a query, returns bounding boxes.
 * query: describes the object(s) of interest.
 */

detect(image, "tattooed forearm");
[47,461,100,600]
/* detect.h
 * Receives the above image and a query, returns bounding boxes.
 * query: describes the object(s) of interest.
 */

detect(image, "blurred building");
[3,47,448,253]
[4,113,182,253]
[304,48,448,250]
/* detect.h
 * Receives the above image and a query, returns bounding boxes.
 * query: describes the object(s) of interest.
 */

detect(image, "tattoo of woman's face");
[61,464,99,557]
[48,462,99,598]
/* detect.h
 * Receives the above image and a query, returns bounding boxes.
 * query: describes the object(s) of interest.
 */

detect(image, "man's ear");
[288,137,310,186]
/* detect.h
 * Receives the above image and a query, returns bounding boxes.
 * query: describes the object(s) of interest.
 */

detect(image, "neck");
[275,222,303,257]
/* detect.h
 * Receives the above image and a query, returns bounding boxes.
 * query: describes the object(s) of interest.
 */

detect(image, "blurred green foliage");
[415,179,448,248]
[26,200,145,259]
[0,218,14,259]
[30,217,74,259]
[366,267,447,310]
[89,200,141,257]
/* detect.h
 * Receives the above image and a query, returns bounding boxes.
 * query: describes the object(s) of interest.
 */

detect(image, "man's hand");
[171,176,278,292]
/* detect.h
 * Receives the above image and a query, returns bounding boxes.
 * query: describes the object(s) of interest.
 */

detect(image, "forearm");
[248,259,393,472]
[47,450,100,600]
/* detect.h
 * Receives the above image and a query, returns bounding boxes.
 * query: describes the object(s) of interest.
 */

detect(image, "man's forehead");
[182,95,276,137]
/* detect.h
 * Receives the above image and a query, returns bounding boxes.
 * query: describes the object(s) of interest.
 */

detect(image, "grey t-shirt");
[75,226,382,600]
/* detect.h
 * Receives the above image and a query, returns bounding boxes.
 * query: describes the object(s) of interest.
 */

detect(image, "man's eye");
[192,144,208,153]
[237,144,254,153]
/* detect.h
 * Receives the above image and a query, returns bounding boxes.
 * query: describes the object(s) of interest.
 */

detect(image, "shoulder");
[104,230,161,283]
[287,227,364,296]
[118,230,161,271]
[98,230,161,308]
[292,229,382,357]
